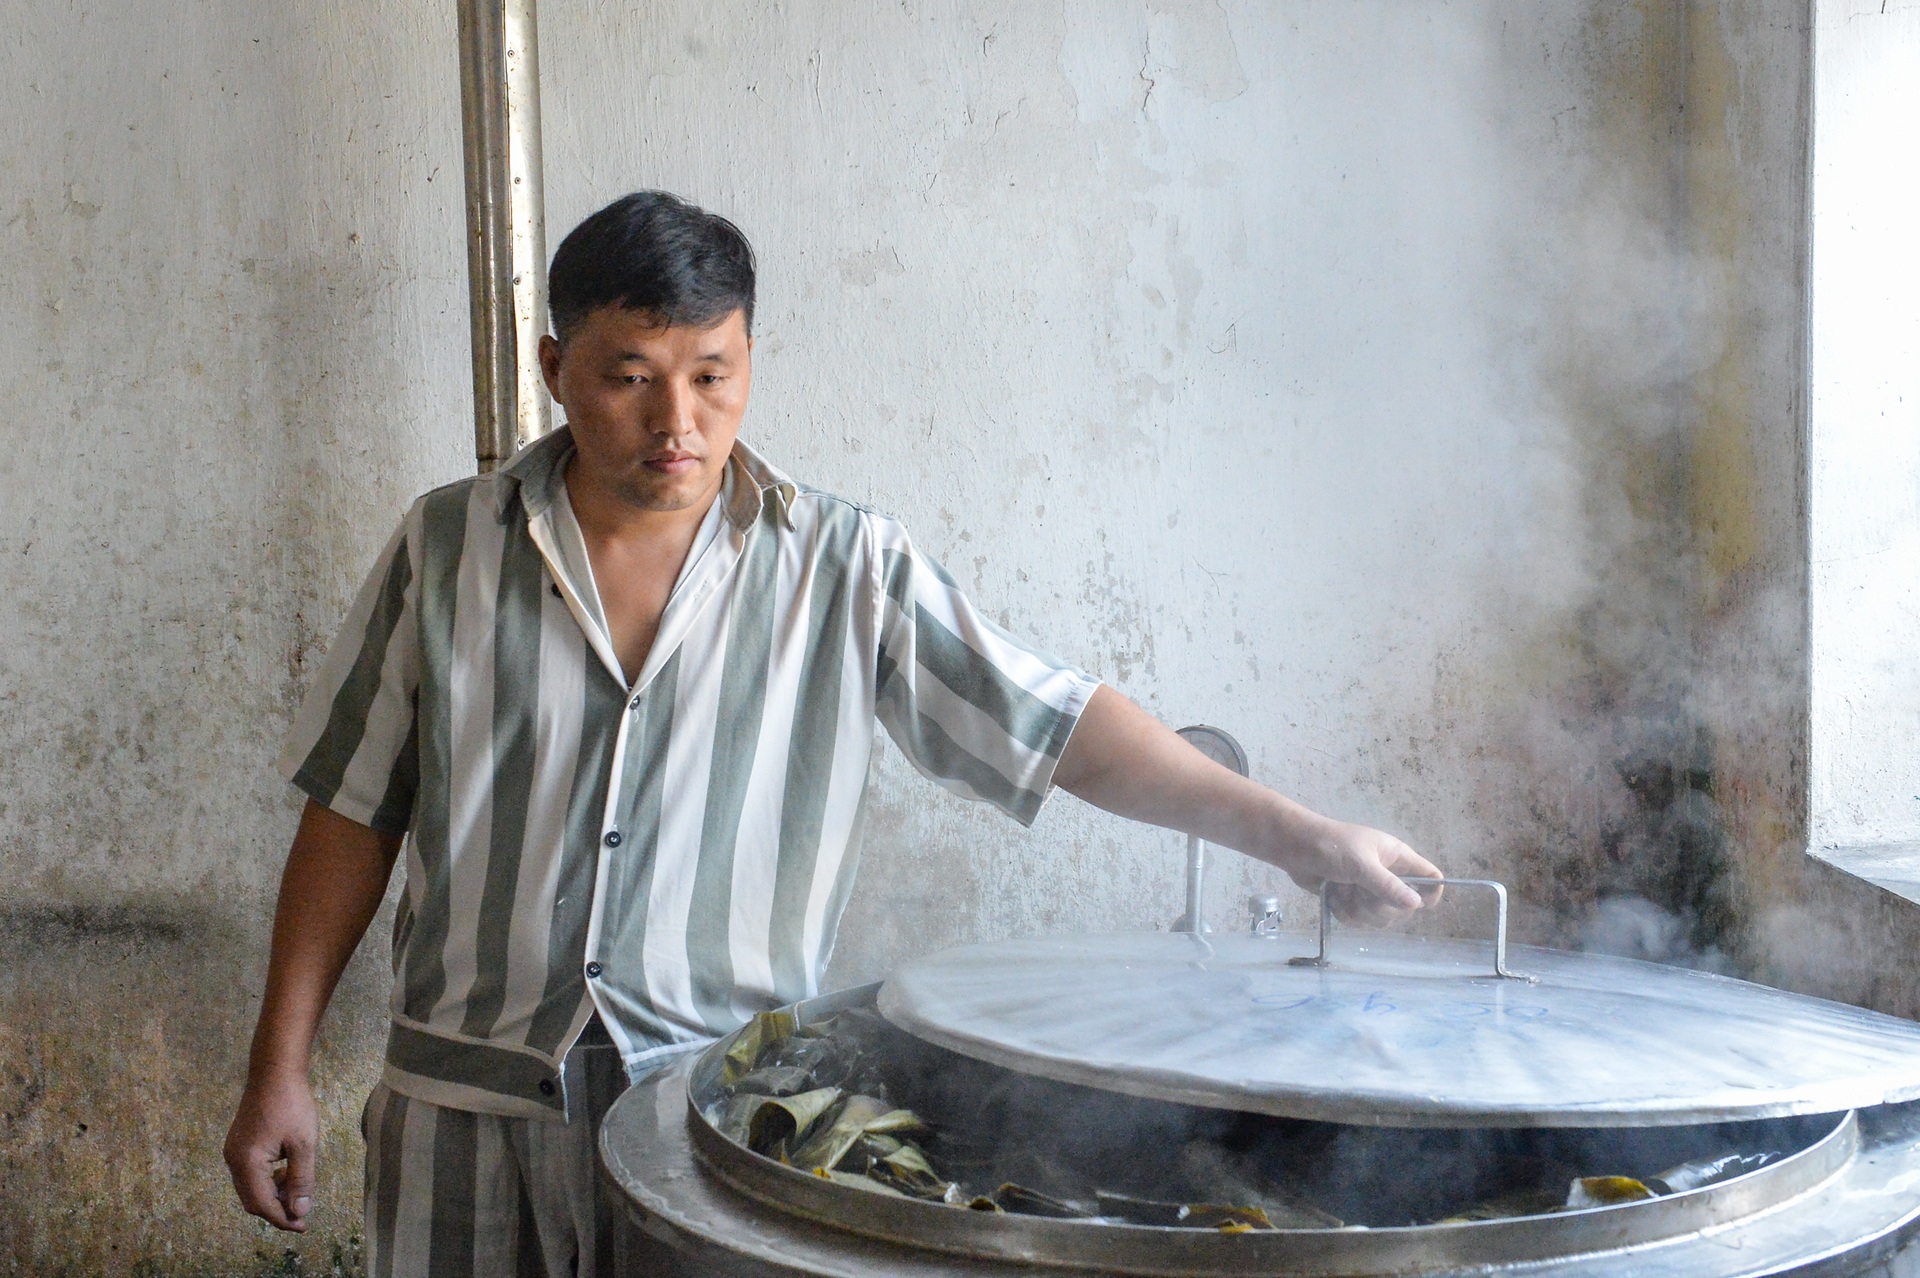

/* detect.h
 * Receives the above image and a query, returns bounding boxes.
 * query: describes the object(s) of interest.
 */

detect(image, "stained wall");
[1,2,1893,1273]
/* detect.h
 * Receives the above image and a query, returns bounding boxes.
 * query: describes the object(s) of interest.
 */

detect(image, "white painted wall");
[1809,0,1920,849]
[1,0,1688,947]
[0,5,474,1264]
[539,1,1724,974]
[0,1,1840,1269]
[0,3,473,906]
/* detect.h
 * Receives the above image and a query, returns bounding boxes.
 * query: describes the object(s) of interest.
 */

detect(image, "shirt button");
[603,830,622,848]
[586,961,604,978]
[549,583,562,598]
[629,697,642,711]
[538,1079,556,1096]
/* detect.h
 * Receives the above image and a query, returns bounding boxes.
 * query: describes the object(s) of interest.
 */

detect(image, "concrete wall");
[1,3,470,1273]
[2,1,1906,1273]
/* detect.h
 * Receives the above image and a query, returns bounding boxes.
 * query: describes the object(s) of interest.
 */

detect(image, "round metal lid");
[876,930,1920,1128]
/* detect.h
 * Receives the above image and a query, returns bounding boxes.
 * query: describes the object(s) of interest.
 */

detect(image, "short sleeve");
[276,510,422,833]
[873,519,1101,826]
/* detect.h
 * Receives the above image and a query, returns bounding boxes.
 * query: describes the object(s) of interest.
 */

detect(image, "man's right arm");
[223,799,403,1233]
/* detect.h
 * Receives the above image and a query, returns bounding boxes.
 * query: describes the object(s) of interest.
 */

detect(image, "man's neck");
[562,455,724,552]
[561,452,730,684]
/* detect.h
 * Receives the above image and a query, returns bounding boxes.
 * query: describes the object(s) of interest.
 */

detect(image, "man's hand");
[225,1073,320,1231]
[225,799,402,1231]
[1264,812,1443,926]
[1052,686,1441,923]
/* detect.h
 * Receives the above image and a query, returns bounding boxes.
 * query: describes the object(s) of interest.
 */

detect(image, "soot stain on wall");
[0,897,390,1275]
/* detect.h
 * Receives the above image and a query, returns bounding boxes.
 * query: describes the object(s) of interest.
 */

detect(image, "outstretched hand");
[1052,686,1444,925]
[1272,814,1443,926]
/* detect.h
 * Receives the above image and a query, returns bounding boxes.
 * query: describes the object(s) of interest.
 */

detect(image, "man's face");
[539,306,753,514]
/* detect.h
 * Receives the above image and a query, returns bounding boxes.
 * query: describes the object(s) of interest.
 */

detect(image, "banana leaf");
[758,1030,838,1074]
[1240,1202,1339,1230]
[1171,1142,1343,1228]
[1095,1191,1275,1231]
[1565,1176,1654,1209]
[757,1014,892,1096]
[811,1167,911,1198]
[988,1183,1096,1219]
[1183,1204,1276,1231]
[788,1094,925,1173]
[723,1010,798,1084]
[806,1008,894,1050]
[861,1137,953,1201]
[718,1086,843,1157]
[727,1063,818,1098]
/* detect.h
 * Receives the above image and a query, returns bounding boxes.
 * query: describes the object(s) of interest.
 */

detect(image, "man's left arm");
[1051,686,1441,925]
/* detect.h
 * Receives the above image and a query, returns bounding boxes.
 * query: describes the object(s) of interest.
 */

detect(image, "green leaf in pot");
[788,1094,926,1172]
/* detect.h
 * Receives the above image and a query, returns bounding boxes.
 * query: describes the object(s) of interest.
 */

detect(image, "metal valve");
[1250,895,1283,939]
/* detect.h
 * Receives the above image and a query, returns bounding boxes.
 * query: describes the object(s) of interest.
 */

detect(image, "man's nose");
[648,379,700,438]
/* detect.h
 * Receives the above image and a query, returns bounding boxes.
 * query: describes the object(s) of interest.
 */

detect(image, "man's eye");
[619,375,645,386]
[697,374,722,385]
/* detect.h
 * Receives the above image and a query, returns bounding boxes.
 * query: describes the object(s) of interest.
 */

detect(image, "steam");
[1581,895,1733,975]
[1385,27,1792,975]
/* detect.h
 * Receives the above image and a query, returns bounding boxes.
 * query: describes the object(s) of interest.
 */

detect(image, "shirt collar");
[497,425,798,531]
[726,437,799,530]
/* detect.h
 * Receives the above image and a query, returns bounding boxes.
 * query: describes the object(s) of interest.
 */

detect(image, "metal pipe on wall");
[458,0,551,473]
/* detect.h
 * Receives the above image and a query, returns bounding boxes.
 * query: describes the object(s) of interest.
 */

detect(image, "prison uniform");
[279,426,1098,1272]
[359,1031,635,1278]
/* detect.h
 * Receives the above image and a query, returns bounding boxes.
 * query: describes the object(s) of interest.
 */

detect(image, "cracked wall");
[0,2,1872,1273]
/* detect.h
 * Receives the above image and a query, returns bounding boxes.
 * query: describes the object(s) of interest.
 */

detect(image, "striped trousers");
[362,1035,665,1277]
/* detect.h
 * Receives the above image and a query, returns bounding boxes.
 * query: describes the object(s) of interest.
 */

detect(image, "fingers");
[1320,827,1442,925]
[1355,854,1425,913]
[1325,882,1407,928]
[1279,818,1443,927]
[1382,840,1445,887]
[224,1086,317,1233]
[1381,841,1445,908]
[280,1138,316,1229]
[227,1140,309,1232]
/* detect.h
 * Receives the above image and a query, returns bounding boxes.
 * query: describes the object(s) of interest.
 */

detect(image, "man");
[224,191,1440,1275]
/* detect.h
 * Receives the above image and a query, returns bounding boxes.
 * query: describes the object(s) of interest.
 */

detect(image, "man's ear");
[537,333,563,400]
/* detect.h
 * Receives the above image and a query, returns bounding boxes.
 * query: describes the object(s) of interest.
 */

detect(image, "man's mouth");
[644,453,701,475]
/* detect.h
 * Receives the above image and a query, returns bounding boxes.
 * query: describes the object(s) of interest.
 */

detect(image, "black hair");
[547,191,756,342]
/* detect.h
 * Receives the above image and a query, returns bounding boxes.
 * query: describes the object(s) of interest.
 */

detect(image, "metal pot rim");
[681,984,1862,1277]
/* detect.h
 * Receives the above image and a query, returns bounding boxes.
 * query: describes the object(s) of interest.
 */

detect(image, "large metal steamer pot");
[604,727,1920,1275]
[602,892,1920,1276]
[605,1009,1920,1277]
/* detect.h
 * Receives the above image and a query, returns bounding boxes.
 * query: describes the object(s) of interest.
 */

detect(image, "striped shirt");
[279,427,1098,1120]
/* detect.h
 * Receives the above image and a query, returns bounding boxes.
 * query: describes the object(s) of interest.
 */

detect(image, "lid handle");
[1287,877,1537,983]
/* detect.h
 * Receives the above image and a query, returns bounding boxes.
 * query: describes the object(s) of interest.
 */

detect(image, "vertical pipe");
[458,0,551,473]
[1171,726,1245,935]
[1180,834,1209,935]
